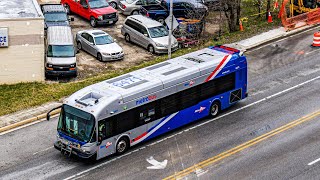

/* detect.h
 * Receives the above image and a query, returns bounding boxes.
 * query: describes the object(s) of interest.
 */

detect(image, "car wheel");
[125,34,130,42]
[77,41,82,50]
[209,101,220,118]
[131,10,139,15]
[64,4,71,14]
[116,137,129,155]
[90,17,97,27]
[110,2,117,9]
[97,53,103,61]
[148,45,155,54]
[156,16,165,25]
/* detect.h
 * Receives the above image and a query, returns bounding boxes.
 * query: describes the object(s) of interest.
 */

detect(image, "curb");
[0,109,61,133]
[244,24,320,51]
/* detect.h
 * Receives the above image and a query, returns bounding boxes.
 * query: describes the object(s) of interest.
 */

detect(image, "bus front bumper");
[54,141,95,159]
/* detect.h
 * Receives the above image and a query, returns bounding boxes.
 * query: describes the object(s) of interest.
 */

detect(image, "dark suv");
[41,4,74,30]
[140,0,208,24]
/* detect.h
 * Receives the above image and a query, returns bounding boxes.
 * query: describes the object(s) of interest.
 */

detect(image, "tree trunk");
[223,0,241,32]
[266,0,271,20]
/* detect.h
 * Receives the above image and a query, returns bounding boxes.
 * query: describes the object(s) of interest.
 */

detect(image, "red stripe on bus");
[205,55,229,82]
[134,132,147,142]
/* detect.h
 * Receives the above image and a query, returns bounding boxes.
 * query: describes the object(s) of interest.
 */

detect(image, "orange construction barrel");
[312,32,320,47]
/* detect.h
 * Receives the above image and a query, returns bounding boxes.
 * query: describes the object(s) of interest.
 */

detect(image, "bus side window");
[160,94,179,116]
[98,120,106,141]
[137,103,156,124]
[105,120,114,138]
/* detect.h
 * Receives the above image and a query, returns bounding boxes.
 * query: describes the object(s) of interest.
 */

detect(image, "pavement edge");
[0,109,61,133]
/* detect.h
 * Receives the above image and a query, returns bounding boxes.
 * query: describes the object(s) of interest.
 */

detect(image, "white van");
[45,26,77,78]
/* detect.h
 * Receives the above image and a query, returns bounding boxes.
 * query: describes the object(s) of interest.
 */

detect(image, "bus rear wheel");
[209,101,220,118]
[116,137,129,155]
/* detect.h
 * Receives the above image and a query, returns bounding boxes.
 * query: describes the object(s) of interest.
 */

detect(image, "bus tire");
[116,137,129,155]
[209,101,220,118]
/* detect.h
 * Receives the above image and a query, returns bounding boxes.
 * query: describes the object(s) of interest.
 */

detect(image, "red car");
[61,0,118,27]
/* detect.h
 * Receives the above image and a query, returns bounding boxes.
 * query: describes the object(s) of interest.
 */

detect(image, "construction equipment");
[291,0,319,16]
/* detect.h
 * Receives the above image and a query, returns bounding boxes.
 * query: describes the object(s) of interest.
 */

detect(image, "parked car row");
[41,4,78,78]
[40,0,209,79]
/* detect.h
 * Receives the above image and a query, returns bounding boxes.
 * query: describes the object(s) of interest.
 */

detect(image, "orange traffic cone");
[239,19,244,31]
[312,32,320,47]
[268,11,273,23]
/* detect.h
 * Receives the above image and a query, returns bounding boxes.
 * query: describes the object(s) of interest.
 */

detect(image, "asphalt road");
[0,27,319,180]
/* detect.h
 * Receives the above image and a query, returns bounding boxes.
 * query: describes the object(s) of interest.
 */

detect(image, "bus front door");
[97,120,117,159]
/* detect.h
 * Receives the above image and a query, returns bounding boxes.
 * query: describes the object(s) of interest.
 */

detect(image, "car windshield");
[58,105,95,143]
[148,26,168,38]
[47,45,75,57]
[125,0,135,4]
[44,12,68,22]
[88,0,109,9]
[95,35,114,45]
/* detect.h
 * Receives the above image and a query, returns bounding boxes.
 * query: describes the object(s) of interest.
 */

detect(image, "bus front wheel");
[209,101,220,118]
[116,137,129,155]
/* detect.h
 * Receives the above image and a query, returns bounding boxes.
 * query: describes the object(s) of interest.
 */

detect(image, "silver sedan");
[76,30,124,62]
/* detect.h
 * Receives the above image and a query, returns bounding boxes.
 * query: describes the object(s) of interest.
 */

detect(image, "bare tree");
[221,0,241,32]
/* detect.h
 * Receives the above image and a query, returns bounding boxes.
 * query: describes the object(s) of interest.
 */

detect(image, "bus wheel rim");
[211,104,218,116]
[117,140,126,152]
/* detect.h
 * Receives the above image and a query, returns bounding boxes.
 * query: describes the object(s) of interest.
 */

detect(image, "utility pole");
[168,0,173,59]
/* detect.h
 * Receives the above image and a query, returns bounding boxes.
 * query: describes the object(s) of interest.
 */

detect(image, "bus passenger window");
[148,109,155,116]
[105,121,114,138]
[98,121,106,141]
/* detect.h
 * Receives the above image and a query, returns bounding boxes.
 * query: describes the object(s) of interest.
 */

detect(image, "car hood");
[96,42,123,53]
[119,1,135,7]
[152,36,177,46]
[47,57,76,65]
[91,6,117,14]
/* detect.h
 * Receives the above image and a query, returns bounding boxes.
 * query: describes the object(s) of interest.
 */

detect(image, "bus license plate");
[109,21,113,24]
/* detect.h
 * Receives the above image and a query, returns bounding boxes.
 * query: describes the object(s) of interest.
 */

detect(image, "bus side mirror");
[46,105,62,121]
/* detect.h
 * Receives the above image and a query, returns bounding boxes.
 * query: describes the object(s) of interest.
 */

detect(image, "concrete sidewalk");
[0,24,318,131]
[228,25,317,51]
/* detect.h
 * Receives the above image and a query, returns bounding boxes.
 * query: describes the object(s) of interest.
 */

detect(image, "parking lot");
[39,0,220,81]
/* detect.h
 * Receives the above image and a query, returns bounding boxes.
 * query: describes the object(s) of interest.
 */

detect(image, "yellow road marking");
[164,110,320,180]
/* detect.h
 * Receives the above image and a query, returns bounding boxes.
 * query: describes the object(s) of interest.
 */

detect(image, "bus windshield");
[58,105,95,143]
